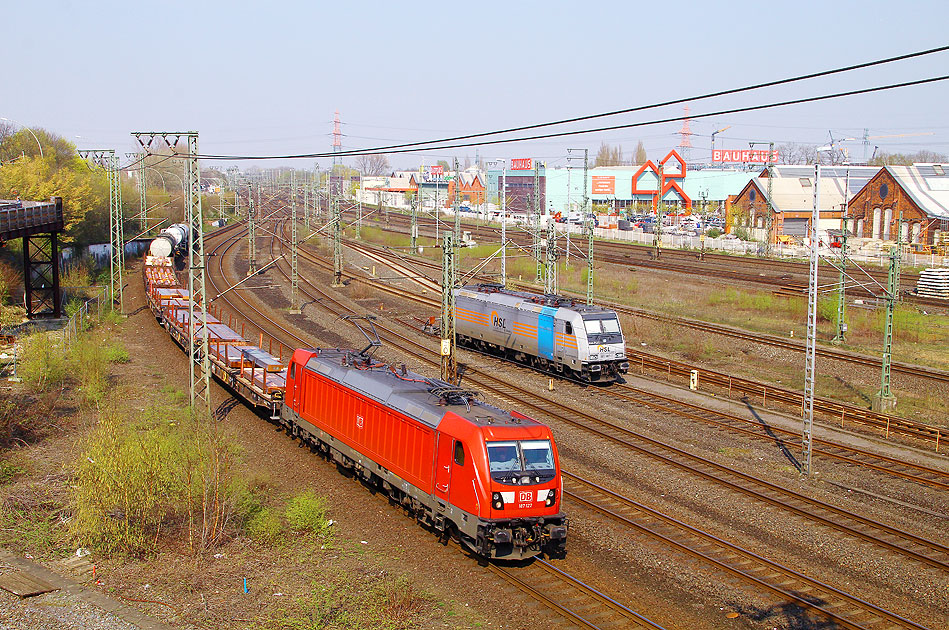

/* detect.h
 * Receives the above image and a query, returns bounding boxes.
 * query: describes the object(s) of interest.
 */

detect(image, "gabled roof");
[762,165,878,197]
[458,172,484,188]
[736,175,846,213]
[883,164,949,220]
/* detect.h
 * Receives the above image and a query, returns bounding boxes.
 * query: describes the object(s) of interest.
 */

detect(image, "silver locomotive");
[454,284,629,383]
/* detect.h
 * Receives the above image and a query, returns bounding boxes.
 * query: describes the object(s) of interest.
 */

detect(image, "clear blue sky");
[3,0,948,170]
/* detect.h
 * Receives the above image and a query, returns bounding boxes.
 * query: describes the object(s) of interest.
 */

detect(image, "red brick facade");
[847,169,934,244]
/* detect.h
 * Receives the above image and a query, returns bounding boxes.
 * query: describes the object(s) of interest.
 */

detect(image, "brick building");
[846,164,949,245]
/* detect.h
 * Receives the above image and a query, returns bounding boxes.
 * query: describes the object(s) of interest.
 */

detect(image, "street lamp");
[1,117,44,159]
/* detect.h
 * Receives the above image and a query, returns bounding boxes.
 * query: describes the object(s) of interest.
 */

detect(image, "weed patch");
[260,574,431,630]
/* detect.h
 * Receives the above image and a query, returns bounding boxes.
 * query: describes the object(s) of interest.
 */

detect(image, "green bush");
[105,342,130,364]
[68,337,108,404]
[246,507,283,544]
[706,227,722,238]
[72,406,243,555]
[19,333,66,391]
[285,490,329,537]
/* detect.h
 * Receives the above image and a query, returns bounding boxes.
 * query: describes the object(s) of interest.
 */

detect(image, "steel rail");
[207,218,665,630]
[269,224,949,573]
[203,217,941,628]
[325,236,949,452]
[610,383,949,492]
[564,472,930,630]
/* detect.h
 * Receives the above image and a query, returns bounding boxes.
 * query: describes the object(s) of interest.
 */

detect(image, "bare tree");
[634,141,647,164]
[354,153,390,176]
[594,142,624,167]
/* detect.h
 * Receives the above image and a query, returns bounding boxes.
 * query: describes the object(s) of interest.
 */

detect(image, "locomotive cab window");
[289,363,295,379]
[565,322,573,335]
[487,440,556,484]
[487,441,521,472]
[453,440,465,466]
[521,440,554,470]
[582,316,622,343]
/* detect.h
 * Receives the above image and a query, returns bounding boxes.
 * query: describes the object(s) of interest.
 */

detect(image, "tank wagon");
[148,223,189,258]
[143,251,566,560]
[454,283,629,383]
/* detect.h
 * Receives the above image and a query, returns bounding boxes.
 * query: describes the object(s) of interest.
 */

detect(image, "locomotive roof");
[303,350,537,430]
[457,283,618,316]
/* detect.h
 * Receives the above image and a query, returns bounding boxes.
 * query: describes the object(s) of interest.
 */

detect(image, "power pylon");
[332,194,343,287]
[290,171,300,313]
[580,149,592,305]
[248,185,258,274]
[803,163,820,476]
[78,149,124,312]
[545,218,558,295]
[750,141,775,256]
[410,196,418,250]
[833,215,849,343]
[132,131,210,415]
[875,213,902,412]
[533,161,542,283]
[440,231,456,385]
[654,161,664,259]
[453,157,461,250]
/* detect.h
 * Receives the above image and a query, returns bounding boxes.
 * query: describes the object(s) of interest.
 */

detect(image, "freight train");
[143,252,567,560]
[454,284,629,383]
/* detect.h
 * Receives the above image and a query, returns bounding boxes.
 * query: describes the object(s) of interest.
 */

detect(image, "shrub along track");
[202,222,665,630]
[235,218,949,628]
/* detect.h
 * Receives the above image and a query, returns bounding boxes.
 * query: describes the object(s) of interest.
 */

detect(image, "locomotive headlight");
[492,492,504,510]
[545,489,556,507]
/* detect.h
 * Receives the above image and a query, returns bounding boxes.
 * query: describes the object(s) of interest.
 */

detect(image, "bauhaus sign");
[510,158,533,170]
[713,149,779,163]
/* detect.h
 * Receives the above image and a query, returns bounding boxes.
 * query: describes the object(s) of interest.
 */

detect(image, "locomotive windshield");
[487,440,555,482]
[582,316,623,343]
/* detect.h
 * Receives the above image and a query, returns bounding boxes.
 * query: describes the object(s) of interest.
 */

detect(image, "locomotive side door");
[434,431,453,501]
[537,306,557,361]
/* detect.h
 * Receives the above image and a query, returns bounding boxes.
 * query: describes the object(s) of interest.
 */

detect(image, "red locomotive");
[283,348,567,560]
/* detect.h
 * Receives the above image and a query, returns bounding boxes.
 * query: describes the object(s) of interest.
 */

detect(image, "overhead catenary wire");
[192,73,949,161]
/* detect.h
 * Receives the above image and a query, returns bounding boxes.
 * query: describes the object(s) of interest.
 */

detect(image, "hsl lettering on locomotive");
[491,310,505,329]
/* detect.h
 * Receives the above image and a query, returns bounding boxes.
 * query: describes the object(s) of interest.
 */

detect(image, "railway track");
[202,223,664,630]
[276,230,949,493]
[356,210,947,310]
[609,383,949,491]
[340,229,949,388]
[488,561,665,630]
[251,220,947,628]
[326,235,949,452]
[565,472,929,630]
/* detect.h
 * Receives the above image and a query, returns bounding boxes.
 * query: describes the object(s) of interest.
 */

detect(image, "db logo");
[518,491,532,502]
[356,415,364,429]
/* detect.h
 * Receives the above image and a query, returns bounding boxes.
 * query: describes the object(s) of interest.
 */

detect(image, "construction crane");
[862,129,935,162]
[817,131,857,162]
[710,125,731,162]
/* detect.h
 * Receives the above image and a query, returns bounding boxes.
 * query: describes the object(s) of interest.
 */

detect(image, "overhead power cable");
[192,44,948,160]
[194,73,949,160]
